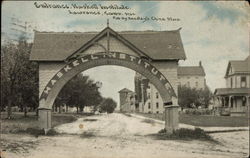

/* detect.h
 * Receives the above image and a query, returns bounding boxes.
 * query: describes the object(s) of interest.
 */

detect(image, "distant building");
[177,61,206,89]
[144,83,164,114]
[119,88,136,113]
[135,61,207,114]
[214,55,250,116]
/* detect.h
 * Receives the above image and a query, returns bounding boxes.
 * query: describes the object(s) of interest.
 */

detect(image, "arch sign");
[40,51,176,104]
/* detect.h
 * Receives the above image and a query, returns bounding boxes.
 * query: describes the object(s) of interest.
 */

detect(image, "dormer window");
[241,76,246,88]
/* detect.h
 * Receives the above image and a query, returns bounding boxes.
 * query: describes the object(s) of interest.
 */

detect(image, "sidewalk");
[129,113,249,133]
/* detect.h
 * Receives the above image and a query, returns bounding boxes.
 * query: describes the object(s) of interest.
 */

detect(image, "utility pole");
[9,16,37,41]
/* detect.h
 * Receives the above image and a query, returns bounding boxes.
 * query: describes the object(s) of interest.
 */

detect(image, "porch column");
[246,96,250,118]
[219,96,222,107]
[229,96,232,108]
[38,108,52,134]
[223,97,226,107]
[164,102,179,134]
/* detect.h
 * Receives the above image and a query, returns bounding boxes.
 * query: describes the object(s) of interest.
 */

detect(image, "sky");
[2,1,249,106]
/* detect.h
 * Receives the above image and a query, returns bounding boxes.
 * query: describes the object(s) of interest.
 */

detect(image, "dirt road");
[1,113,249,158]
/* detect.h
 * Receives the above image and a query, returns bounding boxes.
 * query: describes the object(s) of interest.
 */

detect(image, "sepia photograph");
[1,1,249,158]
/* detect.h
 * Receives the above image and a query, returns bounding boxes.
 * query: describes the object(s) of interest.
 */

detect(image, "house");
[119,88,136,113]
[177,61,206,89]
[214,55,250,116]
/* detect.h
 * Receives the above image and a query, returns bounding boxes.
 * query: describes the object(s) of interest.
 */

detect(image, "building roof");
[214,88,250,96]
[177,66,205,76]
[118,88,134,93]
[225,55,250,77]
[30,27,186,61]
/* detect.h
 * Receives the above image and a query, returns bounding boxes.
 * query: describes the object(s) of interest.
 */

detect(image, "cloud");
[157,1,249,91]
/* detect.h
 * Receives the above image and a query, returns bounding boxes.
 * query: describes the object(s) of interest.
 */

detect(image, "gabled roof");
[118,88,134,93]
[30,27,186,61]
[214,88,250,95]
[177,66,205,76]
[67,27,151,60]
[225,55,250,77]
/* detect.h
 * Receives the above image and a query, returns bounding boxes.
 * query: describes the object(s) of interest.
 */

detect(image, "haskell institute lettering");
[40,52,174,101]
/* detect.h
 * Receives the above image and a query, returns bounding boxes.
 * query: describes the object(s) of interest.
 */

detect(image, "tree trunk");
[20,104,23,112]
[7,101,12,119]
[24,104,27,117]
[80,106,84,113]
[76,106,79,114]
[66,105,68,112]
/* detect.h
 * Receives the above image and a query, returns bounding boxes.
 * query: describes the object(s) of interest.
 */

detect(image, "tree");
[99,98,117,113]
[178,86,212,109]
[1,38,39,118]
[55,74,103,113]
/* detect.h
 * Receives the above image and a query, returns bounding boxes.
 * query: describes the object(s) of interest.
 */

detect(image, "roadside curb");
[128,113,249,133]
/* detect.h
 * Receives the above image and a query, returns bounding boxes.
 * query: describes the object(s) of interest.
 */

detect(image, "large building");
[177,61,206,89]
[214,55,250,116]
[134,61,207,114]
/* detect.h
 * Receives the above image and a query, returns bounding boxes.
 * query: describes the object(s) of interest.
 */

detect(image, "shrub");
[15,128,59,137]
[152,128,215,142]
[184,108,213,115]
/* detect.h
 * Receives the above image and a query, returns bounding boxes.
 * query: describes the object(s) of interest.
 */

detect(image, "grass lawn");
[1,112,79,134]
[137,113,249,127]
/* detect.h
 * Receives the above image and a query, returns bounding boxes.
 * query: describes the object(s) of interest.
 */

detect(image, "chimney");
[199,61,202,67]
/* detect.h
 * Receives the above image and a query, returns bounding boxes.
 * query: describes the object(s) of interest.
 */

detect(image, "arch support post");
[164,103,179,134]
[38,108,52,134]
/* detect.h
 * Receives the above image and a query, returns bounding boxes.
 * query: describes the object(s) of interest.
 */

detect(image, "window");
[156,102,159,109]
[230,78,233,88]
[156,111,159,114]
[148,103,151,109]
[242,97,246,106]
[156,92,159,99]
[241,76,246,88]
[195,82,198,87]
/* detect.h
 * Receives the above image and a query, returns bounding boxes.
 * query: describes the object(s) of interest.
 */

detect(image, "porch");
[214,88,250,116]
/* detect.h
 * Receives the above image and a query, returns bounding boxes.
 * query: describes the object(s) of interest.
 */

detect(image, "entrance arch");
[38,52,179,133]
[39,52,175,109]
[32,26,186,134]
